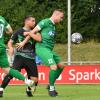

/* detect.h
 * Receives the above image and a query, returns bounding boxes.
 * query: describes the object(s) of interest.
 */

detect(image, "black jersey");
[11,28,35,59]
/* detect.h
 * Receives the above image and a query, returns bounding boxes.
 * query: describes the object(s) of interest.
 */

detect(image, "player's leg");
[56,62,65,78]
[0,55,23,90]
[0,55,23,97]
[46,52,64,96]
[24,58,38,84]
[2,54,25,81]
[0,51,34,87]
[36,47,57,97]
[53,51,65,79]
[23,57,38,97]
[0,74,13,97]
[0,75,13,89]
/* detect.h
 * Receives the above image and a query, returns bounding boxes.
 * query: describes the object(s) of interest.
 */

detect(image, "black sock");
[1,75,13,89]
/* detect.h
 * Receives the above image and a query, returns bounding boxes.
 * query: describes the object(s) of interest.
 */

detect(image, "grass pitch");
[1,84,100,100]
[54,42,100,61]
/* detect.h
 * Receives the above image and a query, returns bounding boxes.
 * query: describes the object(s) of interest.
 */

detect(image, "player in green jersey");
[0,16,34,94]
[23,9,64,97]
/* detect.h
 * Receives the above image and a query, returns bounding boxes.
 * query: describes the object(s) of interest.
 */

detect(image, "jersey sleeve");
[10,30,19,43]
[4,18,11,29]
[36,19,48,31]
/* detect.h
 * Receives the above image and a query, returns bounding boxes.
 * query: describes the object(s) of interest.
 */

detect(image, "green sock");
[55,67,64,79]
[9,68,25,81]
[49,70,56,86]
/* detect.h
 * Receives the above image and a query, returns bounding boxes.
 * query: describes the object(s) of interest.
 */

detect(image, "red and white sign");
[1,65,100,84]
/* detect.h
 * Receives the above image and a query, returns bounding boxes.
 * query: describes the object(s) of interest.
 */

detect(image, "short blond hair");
[53,9,64,14]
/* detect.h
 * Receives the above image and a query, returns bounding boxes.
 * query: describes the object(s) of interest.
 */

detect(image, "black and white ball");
[71,33,83,44]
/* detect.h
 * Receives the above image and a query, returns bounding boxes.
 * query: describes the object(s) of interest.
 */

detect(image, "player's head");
[51,9,64,23]
[24,15,36,28]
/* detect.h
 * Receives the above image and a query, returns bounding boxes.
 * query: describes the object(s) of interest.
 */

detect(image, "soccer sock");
[27,86,31,91]
[9,68,25,81]
[1,75,13,89]
[50,86,55,91]
[49,69,56,90]
[55,67,64,79]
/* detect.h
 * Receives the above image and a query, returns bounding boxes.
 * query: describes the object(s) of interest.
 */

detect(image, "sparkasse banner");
[0,65,100,84]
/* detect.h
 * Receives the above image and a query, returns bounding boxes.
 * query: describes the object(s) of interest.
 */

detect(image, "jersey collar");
[50,18,55,25]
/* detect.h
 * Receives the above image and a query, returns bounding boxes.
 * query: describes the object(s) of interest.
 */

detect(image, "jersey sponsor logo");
[0,24,4,38]
[48,31,55,37]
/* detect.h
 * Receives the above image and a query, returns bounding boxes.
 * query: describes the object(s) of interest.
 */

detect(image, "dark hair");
[24,15,34,22]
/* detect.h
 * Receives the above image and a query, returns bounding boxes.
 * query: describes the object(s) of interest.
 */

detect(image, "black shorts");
[13,55,38,78]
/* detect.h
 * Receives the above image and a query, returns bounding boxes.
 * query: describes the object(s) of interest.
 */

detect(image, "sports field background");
[1,84,100,100]
[55,42,100,62]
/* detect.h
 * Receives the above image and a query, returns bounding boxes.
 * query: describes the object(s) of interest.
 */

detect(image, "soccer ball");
[71,32,83,44]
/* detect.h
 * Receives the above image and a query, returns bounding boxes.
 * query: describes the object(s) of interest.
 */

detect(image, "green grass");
[2,85,100,100]
[54,42,100,61]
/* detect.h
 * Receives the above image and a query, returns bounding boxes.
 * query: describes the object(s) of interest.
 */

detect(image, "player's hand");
[24,32,30,36]
[16,42,24,50]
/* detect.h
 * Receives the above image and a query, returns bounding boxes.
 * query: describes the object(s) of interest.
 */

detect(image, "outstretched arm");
[24,27,42,42]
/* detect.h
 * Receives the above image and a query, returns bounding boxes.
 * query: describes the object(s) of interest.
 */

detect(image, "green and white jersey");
[0,16,10,48]
[36,18,56,50]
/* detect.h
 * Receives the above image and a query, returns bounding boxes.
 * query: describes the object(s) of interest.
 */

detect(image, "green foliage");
[1,0,100,43]
[0,0,67,43]
[72,0,100,42]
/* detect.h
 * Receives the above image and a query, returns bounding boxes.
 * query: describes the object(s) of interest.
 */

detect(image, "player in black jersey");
[0,15,39,97]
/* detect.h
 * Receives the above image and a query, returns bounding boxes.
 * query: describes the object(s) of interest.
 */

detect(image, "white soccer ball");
[71,32,83,44]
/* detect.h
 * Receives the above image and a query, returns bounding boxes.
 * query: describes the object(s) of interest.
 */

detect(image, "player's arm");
[4,18,13,34]
[8,39,14,56]
[7,39,14,66]
[29,29,41,42]
[16,31,41,49]
[8,30,18,56]
[7,32,17,66]
[16,35,30,50]
[24,19,47,41]
[5,25,13,34]
[24,27,41,42]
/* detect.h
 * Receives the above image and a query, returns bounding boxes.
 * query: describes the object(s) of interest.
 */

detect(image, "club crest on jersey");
[48,31,55,37]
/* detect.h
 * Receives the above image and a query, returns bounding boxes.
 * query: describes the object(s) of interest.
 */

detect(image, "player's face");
[55,12,64,23]
[27,17,36,28]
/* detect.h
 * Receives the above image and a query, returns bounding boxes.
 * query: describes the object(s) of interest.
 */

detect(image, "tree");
[71,0,100,42]
[0,0,67,43]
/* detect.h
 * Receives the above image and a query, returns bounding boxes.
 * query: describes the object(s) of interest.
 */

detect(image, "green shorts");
[36,47,61,66]
[0,48,9,68]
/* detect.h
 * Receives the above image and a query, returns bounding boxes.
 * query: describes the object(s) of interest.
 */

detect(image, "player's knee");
[3,68,10,74]
[50,65,57,70]
[57,62,65,69]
